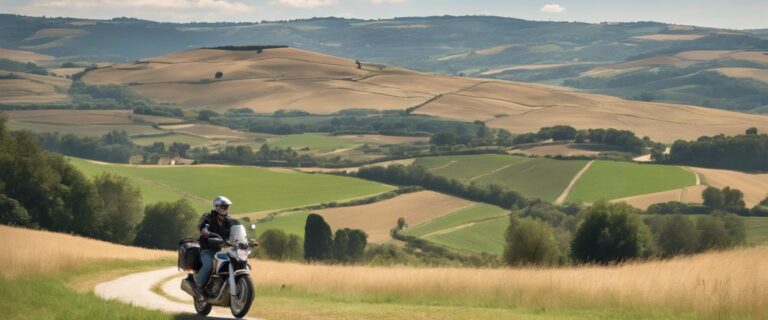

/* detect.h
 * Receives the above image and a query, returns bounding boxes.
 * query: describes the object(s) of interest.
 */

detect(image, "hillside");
[77,47,768,142]
[3,15,768,112]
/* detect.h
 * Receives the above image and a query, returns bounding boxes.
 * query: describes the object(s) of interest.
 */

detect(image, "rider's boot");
[193,285,207,301]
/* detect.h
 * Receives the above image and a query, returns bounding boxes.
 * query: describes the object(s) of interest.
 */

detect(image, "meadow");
[567,160,697,203]
[247,243,768,319]
[68,157,395,214]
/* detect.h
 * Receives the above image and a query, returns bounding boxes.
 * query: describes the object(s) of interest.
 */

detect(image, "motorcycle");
[179,223,257,318]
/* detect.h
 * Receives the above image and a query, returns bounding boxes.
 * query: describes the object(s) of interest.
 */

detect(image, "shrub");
[571,201,652,264]
[655,215,698,257]
[503,214,561,266]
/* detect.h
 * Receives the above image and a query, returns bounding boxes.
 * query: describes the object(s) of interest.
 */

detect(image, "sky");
[1,0,766,30]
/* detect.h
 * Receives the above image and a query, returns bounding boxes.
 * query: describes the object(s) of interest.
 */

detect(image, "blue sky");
[1,0,766,29]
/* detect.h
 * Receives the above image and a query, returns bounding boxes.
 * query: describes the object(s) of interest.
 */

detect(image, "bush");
[571,201,652,264]
[259,229,303,261]
[333,228,368,263]
[0,194,33,227]
[503,214,561,266]
[134,199,198,249]
[655,215,698,257]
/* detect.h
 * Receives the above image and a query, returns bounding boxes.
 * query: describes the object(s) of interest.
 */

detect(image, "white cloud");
[21,0,252,21]
[276,0,337,9]
[540,4,566,13]
[30,0,250,11]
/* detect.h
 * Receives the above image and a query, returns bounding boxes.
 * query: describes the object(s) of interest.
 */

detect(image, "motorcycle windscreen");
[229,224,248,244]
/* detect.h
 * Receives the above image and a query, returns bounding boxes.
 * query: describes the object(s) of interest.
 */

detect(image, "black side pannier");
[178,238,202,271]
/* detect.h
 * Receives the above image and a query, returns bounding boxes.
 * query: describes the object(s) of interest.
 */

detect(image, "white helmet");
[213,196,233,208]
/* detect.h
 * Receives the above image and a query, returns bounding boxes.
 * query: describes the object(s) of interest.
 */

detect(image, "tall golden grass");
[0,225,173,278]
[251,245,768,318]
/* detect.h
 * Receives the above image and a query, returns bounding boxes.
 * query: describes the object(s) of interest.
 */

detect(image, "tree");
[134,199,197,249]
[504,214,560,266]
[333,229,350,262]
[286,234,303,260]
[215,71,223,79]
[93,173,143,244]
[702,187,725,209]
[346,229,368,262]
[396,217,408,231]
[722,187,745,208]
[304,213,333,261]
[0,194,32,227]
[655,215,698,257]
[746,127,758,135]
[571,201,652,264]
[259,229,289,260]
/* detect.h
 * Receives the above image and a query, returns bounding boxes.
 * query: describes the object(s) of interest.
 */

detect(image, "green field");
[268,134,358,151]
[744,217,768,244]
[254,211,311,238]
[68,157,394,214]
[405,203,507,238]
[425,216,509,255]
[414,155,588,201]
[131,132,212,147]
[567,161,696,202]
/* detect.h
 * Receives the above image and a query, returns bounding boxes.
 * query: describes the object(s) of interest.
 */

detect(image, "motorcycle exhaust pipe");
[180,278,196,297]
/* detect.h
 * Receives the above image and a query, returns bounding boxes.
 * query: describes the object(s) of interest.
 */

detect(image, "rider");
[194,196,236,300]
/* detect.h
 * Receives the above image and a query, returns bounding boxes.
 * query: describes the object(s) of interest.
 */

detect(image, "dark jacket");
[198,211,236,251]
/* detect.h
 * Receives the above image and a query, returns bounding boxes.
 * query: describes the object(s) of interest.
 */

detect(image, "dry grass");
[0,48,55,62]
[0,225,173,278]
[79,47,768,142]
[251,244,768,317]
[480,63,576,75]
[0,71,71,104]
[631,34,705,41]
[690,167,768,207]
[715,67,768,84]
[315,191,473,243]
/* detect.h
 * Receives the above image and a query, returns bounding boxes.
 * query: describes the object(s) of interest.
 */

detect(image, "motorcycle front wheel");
[230,275,255,318]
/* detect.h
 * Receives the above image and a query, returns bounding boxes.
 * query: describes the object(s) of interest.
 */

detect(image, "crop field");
[424,216,509,254]
[131,132,213,147]
[68,157,395,214]
[4,109,176,137]
[743,217,768,244]
[255,191,474,243]
[567,161,697,203]
[414,154,588,201]
[267,133,359,151]
[404,203,508,238]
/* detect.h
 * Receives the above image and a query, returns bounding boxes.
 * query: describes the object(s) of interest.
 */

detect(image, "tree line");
[0,114,202,249]
[35,130,191,164]
[502,200,747,266]
[666,128,768,171]
[356,164,528,209]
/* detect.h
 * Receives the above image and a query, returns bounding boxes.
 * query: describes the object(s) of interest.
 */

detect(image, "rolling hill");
[75,46,768,142]
[3,14,768,112]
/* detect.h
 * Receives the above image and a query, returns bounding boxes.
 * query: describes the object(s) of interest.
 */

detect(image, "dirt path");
[555,160,595,204]
[95,267,265,319]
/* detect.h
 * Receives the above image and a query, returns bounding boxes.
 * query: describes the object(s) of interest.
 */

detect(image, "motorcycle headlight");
[236,248,250,260]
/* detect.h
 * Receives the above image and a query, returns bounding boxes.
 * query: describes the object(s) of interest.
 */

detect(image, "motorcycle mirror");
[250,224,256,230]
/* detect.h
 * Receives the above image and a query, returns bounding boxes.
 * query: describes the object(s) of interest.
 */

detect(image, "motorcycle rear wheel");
[230,275,255,318]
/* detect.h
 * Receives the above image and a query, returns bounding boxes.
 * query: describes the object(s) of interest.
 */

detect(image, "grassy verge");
[0,259,185,320]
